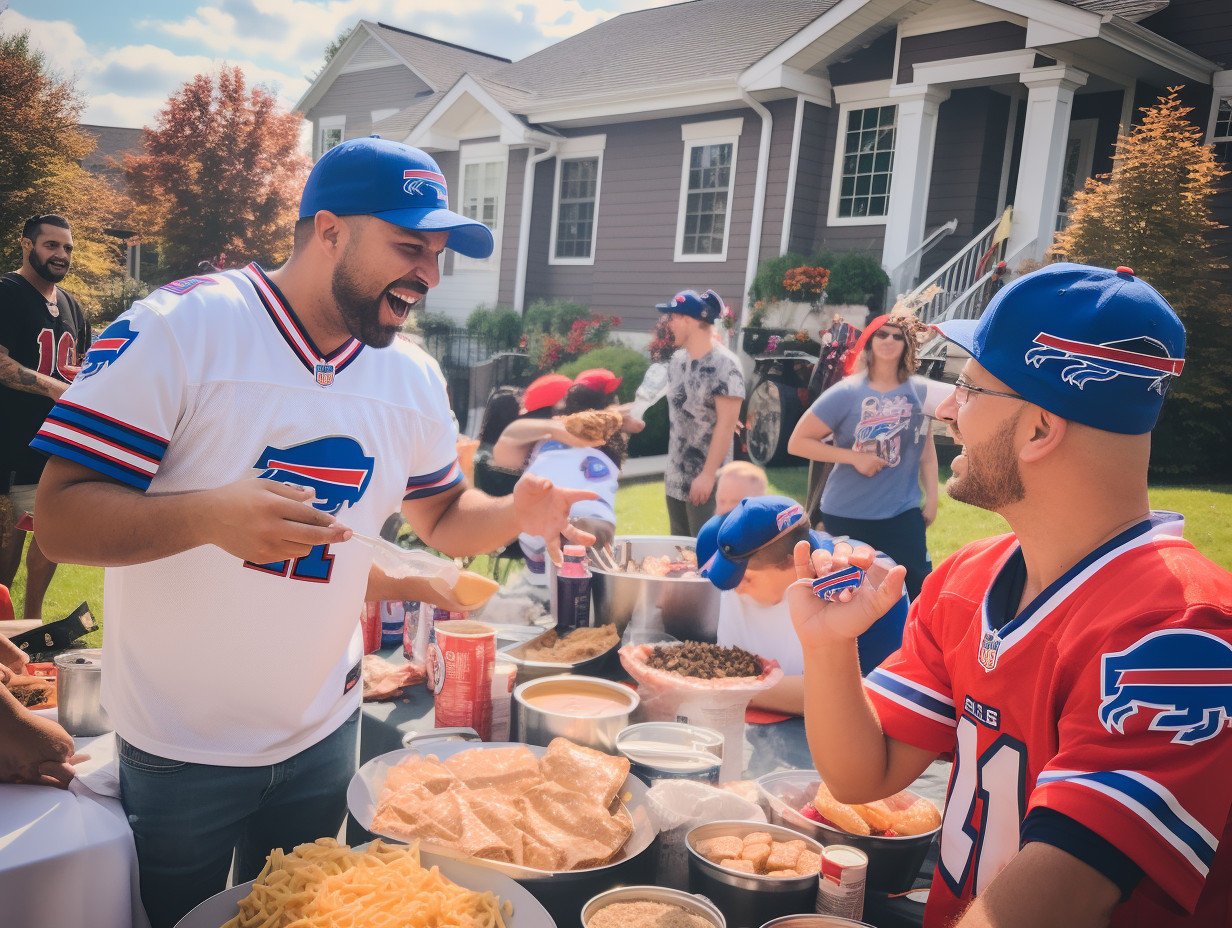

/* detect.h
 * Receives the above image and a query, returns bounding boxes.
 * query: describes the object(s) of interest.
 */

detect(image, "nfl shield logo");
[978,631,1001,672]
[315,362,335,386]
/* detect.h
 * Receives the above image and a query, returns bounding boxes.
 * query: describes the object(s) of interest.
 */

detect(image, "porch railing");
[906,208,1011,325]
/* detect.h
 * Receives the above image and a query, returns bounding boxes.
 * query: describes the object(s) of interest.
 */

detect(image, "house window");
[682,143,733,255]
[456,154,506,270]
[555,158,599,259]
[1215,98,1232,163]
[837,105,896,219]
[318,116,345,159]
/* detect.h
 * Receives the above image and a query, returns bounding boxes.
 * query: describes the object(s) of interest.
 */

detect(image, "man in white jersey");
[31,138,595,927]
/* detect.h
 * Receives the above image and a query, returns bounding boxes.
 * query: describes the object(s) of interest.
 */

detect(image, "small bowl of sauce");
[515,675,639,755]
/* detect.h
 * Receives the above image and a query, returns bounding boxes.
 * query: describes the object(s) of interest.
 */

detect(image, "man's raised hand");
[512,473,598,565]
[787,540,905,649]
[204,479,352,564]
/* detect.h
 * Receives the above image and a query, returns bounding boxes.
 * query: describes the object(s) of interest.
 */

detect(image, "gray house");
[296,0,1231,330]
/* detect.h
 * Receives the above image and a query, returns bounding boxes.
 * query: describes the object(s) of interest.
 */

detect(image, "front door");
[1056,118,1099,231]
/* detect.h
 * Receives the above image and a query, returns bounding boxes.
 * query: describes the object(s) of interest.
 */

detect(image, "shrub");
[556,346,648,404]
[94,276,149,325]
[415,311,455,336]
[749,253,810,302]
[522,299,591,336]
[466,305,522,349]
[628,400,669,457]
[828,252,889,308]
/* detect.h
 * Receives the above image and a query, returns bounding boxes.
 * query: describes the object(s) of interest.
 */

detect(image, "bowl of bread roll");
[755,770,941,894]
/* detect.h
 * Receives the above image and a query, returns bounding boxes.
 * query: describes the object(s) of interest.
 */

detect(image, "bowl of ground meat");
[583,885,725,928]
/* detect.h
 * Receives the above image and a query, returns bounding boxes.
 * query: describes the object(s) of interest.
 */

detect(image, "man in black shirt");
[0,215,91,621]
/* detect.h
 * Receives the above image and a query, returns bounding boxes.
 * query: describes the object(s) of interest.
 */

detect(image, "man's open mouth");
[384,288,420,322]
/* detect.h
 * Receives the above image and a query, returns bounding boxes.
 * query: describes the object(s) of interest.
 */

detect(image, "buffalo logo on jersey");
[402,169,448,207]
[1025,332,1185,394]
[580,456,611,480]
[78,319,139,381]
[253,437,375,515]
[1099,629,1232,745]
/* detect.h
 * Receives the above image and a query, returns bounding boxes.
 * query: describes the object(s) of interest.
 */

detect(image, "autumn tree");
[1050,90,1232,478]
[0,30,128,315]
[126,66,310,279]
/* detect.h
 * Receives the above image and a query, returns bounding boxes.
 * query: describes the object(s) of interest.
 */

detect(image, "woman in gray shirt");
[787,315,937,599]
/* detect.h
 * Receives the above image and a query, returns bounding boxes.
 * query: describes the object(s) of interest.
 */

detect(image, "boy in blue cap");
[697,495,907,715]
[789,264,1232,928]
[656,288,745,536]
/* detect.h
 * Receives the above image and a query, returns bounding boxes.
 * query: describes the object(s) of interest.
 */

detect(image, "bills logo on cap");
[1099,629,1232,744]
[776,504,803,532]
[1025,332,1185,395]
[402,169,448,206]
[812,565,865,602]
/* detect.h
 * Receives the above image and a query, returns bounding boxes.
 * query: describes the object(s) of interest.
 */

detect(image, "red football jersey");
[865,512,1232,927]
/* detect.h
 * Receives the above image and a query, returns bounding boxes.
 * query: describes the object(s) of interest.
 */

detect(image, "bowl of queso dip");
[515,675,639,755]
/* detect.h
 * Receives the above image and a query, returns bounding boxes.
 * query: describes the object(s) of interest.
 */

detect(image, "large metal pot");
[515,674,639,755]
[590,535,720,642]
[687,820,824,928]
[756,770,939,894]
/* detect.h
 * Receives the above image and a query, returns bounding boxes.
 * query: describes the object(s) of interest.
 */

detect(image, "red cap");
[842,314,891,376]
[573,368,623,394]
[522,374,572,412]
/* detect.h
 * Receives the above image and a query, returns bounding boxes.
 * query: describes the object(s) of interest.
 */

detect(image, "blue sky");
[0,0,671,128]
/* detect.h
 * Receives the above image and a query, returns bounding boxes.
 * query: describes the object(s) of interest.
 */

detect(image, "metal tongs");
[587,544,621,572]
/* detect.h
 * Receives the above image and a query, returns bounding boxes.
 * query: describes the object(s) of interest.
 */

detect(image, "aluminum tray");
[497,627,619,682]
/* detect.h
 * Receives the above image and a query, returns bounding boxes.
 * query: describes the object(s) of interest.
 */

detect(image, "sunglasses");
[872,329,905,342]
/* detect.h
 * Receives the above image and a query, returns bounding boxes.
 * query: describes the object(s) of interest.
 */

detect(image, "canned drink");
[379,601,406,649]
[815,845,868,921]
[431,620,496,741]
[360,602,381,654]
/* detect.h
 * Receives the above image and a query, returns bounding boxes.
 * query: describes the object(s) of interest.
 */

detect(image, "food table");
[0,718,151,928]
[357,646,949,928]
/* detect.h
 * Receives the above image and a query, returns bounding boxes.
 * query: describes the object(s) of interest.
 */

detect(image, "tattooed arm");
[0,344,67,400]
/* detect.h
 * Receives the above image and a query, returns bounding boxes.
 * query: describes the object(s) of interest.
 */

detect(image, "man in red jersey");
[789,263,1232,928]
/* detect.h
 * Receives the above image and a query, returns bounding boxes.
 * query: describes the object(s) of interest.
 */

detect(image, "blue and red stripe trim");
[404,459,464,500]
[45,401,169,460]
[242,264,363,377]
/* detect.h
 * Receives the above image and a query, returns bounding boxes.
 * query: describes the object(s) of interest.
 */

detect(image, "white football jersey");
[516,440,617,554]
[32,266,461,765]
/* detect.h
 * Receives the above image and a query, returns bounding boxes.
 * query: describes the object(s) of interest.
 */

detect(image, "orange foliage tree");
[126,66,310,279]
[1050,90,1232,478]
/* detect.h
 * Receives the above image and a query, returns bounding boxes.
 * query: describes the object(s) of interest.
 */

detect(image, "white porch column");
[1006,66,1088,265]
[881,87,950,299]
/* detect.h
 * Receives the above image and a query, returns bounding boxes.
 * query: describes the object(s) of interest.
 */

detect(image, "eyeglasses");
[953,378,1025,407]
[872,329,905,342]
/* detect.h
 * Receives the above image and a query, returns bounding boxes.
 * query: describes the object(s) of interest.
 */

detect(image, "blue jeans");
[118,710,360,928]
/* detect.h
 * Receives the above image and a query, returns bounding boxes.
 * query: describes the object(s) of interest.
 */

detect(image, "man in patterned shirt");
[656,289,745,537]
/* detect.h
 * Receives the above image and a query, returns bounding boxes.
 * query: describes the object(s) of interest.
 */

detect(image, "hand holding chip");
[787,540,906,649]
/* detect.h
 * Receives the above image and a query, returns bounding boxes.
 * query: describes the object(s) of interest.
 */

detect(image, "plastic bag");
[644,779,767,890]
[352,534,461,585]
[630,362,669,422]
[619,643,784,783]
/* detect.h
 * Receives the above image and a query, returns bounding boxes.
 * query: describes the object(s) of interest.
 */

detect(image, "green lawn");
[7,470,1230,643]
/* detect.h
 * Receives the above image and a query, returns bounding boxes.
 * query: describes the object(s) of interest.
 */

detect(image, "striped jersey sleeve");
[864,565,959,754]
[30,305,181,491]
[404,458,463,500]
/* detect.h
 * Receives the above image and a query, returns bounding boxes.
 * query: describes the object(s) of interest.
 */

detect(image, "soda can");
[431,620,496,741]
[815,845,868,921]
[380,600,406,649]
[360,602,381,654]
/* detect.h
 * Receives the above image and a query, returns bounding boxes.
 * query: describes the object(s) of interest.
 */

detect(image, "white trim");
[904,49,1040,88]
[741,90,774,325]
[1096,15,1218,85]
[405,74,554,150]
[454,148,508,272]
[514,143,558,313]
[1205,72,1232,145]
[780,95,806,256]
[995,87,1021,214]
[524,80,744,127]
[899,0,1026,37]
[682,117,745,141]
[548,140,605,266]
[740,64,831,99]
[674,132,741,263]
[834,80,892,105]
[317,115,345,159]
[1119,79,1137,137]
[339,37,400,74]
[827,96,899,227]
[296,21,436,114]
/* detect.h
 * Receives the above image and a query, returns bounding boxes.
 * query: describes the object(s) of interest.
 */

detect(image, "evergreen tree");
[1050,90,1232,479]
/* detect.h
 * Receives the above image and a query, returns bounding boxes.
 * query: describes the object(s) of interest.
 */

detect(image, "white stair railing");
[904,208,1011,325]
[886,218,958,298]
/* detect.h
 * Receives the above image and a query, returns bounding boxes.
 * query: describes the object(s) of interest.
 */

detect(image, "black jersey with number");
[0,272,90,487]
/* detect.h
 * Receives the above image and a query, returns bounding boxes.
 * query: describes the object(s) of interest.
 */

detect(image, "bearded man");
[0,214,90,621]
[32,140,596,927]
[788,264,1232,928]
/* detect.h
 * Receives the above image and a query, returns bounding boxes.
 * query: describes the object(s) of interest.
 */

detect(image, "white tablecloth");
[0,714,149,928]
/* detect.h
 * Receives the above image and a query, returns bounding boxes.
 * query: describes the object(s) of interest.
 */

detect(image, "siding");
[1139,0,1232,68]
[759,97,804,263]
[788,101,829,255]
[497,148,528,307]
[828,30,896,86]
[1072,90,1125,179]
[308,65,431,146]
[523,108,763,331]
[897,23,1027,85]
[809,103,887,257]
[920,88,1010,279]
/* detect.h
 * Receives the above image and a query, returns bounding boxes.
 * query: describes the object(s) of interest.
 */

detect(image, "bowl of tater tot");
[755,770,942,894]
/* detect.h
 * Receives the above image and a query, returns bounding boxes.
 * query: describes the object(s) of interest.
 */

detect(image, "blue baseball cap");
[299,137,494,259]
[934,263,1185,434]
[697,495,820,591]
[656,288,724,323]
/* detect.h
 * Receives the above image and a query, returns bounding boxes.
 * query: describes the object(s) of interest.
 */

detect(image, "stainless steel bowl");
[583,885,726,928]
[756,770,940,894]
[514,674,639,754]
[590,535,720,642]
[759,916,876,928]
[686,820,825,928]
[616,722,724,786]
[498,628,619,683]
